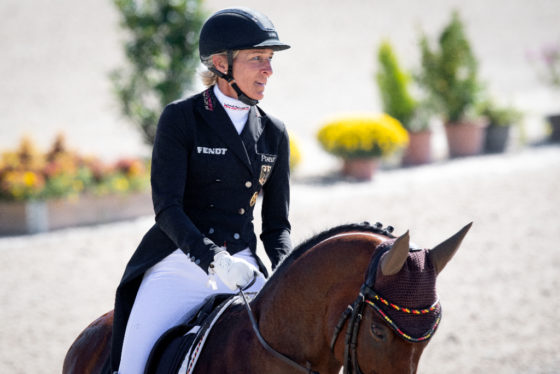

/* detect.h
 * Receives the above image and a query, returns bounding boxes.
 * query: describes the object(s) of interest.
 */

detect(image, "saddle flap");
[144,293,237,374]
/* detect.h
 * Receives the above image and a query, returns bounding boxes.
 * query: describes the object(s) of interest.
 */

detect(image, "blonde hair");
[200,51,240,87]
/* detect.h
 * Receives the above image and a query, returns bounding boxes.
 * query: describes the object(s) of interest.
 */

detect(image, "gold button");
[245,181,252,188]
[238,208,245,215]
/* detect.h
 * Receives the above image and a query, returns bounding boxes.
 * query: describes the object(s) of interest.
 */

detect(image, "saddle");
[144,293,240,374]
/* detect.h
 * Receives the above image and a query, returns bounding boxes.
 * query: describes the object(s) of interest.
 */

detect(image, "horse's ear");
[380,231,410,276]
[428,222,473,274]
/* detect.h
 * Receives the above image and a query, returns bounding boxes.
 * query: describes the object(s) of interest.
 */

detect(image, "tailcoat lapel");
[197,88,253,173]
[240,106,264,159]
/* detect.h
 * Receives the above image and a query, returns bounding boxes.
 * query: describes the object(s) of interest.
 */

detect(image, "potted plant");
[0,135,151,235]
[376,40,433,166]
[479,99,523,153]
[418,11,486,158]
[289,133,302,173]
[317,113,409,180]
[529,43,560,142]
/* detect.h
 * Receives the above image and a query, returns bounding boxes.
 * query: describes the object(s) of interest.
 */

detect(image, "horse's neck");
[253,233,384,371]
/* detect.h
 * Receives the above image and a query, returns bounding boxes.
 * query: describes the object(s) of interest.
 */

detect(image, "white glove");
[210,251,258,291]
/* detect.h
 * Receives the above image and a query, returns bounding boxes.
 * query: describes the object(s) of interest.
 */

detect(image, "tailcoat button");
[233,233,240,240]
[245,181,252,188]
[209,203,215,208]
[238,208,245,215]
[209,228,215,234]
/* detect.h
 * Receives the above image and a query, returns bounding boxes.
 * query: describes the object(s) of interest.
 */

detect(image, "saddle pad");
[178,295,240,374]
[145,292,258,374]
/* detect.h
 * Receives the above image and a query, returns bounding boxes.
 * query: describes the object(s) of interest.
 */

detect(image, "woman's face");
[214,48,274,101]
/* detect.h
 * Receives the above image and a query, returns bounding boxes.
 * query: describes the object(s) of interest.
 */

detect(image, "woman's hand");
[210,251,258,290]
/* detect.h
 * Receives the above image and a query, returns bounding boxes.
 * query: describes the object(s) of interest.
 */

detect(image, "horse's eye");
[371,324,387,341]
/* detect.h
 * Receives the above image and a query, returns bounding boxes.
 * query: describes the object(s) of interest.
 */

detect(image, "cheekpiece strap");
[364,243,393,288]
[210,50,258,106]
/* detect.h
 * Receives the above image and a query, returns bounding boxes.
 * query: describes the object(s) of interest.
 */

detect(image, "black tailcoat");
[110,87,292,370]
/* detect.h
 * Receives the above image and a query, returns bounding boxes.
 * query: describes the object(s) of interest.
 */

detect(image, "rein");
[239,287,319,374]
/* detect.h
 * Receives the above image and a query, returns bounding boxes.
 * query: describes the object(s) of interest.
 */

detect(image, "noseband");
[329,235,442,374]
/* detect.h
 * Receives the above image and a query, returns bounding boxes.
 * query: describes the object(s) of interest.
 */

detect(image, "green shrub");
[479,100,523,127]
[376,41,417,127]
[111,0,207,144]
[418,11,483,123]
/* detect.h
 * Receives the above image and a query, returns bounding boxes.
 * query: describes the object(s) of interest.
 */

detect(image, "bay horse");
[63,221,471,374]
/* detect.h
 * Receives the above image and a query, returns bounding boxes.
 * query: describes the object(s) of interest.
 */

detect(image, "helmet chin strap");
[210,50,259,106]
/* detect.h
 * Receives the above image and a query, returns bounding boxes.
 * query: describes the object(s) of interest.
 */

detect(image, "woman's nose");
[262,60,273,76]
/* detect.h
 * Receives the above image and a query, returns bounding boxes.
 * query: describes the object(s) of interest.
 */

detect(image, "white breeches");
[117,248,265,374]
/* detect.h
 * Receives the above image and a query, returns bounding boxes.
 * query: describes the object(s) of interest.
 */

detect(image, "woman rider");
[110,7,293,373]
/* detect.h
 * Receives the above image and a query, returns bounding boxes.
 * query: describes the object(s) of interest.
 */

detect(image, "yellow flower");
[0,134,151,201]
[73,180,84,192]
[289,134,302,171]
[23,171,38,187]
[317,113,409,159]
[127,160,145,177]
[113,176,130,192]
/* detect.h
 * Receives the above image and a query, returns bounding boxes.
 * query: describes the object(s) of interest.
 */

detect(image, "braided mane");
[269,222,396,282]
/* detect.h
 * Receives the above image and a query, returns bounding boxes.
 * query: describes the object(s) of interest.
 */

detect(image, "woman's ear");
[212,54,228,75]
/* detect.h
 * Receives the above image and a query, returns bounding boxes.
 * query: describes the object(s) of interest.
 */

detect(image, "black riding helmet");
[199,7,290,105]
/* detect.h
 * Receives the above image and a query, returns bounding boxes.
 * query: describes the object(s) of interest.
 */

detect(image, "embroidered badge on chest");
[197,147,227,155]
[259,165,272,186]
[260,154,276,163]
[203,90,214,111]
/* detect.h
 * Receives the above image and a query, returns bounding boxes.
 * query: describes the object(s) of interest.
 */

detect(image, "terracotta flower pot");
[401,130,432,166]
[342,158,380,181]
[444,120,487,158]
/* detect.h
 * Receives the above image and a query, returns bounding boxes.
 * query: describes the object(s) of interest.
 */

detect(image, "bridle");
[329,243,441,374]
[239,225,441,374]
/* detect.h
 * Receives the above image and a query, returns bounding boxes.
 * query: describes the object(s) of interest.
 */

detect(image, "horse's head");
[339,223,472,374]
[255,221,471,374]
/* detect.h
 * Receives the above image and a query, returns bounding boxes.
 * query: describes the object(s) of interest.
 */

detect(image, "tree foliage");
[111,0,207,144]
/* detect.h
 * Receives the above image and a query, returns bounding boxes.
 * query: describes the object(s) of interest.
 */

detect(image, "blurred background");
[1,0,559,373]
[2,0,559,171]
